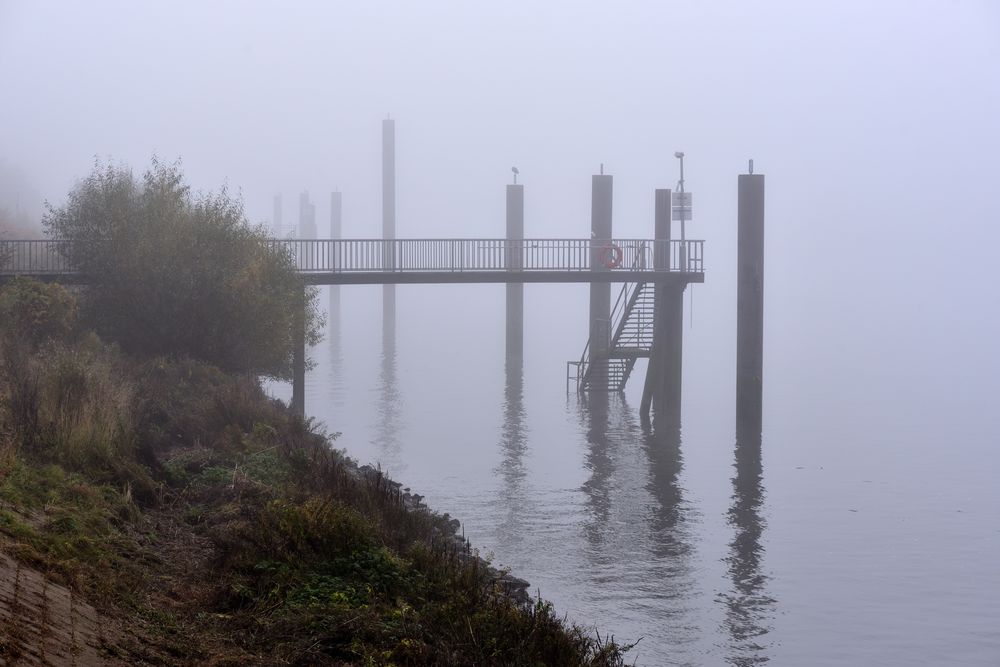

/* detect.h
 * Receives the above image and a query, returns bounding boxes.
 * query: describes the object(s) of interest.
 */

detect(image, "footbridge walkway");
[0,238,704,285]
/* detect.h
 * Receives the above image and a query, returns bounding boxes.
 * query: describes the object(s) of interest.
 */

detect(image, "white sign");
[672,192,692,221]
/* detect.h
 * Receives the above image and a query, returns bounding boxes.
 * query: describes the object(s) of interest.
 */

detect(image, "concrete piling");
[382,119,396,346]
[273,194,283,235]
[589,173,613,386]
[506,183,524,359]
[330,191,342,317]
[736,172,765,435]
[640,188,685,423]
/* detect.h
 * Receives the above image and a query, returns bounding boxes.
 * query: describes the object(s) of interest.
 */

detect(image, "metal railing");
[273,238,702,273]
[0,240,76,274]
[1,238,705,276]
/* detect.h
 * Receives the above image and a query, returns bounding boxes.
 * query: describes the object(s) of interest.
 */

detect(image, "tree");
[43,159,322,380]
[0,278,78,349]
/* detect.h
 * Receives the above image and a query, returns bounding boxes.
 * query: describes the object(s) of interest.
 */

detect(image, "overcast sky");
[2,0,999,437]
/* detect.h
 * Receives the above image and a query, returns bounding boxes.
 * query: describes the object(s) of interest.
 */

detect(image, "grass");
[0,279,636,665]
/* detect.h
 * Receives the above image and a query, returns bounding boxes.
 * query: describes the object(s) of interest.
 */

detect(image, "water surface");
[272,284,1000,666]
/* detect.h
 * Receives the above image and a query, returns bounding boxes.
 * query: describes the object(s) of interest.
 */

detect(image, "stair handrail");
[604,241,649,350]
[610,282,652,350]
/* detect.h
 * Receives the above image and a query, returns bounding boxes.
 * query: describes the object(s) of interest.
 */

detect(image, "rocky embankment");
[355,463,532,606]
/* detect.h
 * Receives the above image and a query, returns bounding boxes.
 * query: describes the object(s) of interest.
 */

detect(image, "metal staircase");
[567,246,656,392]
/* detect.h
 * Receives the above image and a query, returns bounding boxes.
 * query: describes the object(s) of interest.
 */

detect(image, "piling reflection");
[578,391,613,540]
[577,395,691,552]
[324,288,345,414]
[498,358,527,486]
[372,312,403,473]
[575,394,698,656]
[494,357,528,547]
[640,416,689,560]
[719,427,775,665]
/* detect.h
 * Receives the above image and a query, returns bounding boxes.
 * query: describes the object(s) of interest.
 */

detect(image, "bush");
[0,278,77,348]
[43,158,322,380]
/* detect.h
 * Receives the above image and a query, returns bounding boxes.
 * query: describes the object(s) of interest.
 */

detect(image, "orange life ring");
[600,242,623,269]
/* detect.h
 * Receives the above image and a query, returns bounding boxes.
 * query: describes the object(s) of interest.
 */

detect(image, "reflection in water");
[719,428,776,665]
[641,417,689,561]
[579,391,613,537]
[494,357,528,547]
[372,310,403,473]
[325,288,346,416]
[575,395,699,661]
[498,358,527,486]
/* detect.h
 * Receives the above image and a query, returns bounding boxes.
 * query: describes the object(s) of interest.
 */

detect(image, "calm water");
[272,284,1000,666]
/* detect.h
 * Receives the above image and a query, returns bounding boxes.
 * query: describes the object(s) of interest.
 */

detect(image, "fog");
[4,0,998,433]
[2,1,999,663]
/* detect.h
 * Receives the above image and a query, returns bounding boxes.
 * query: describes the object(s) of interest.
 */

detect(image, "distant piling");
[330,191,342,240]
[299,191,316,239]
[330,191,342,317]
[272,194,283,235]
[505,182,524,359]
[382,118,396,347]
[736,170,765,435]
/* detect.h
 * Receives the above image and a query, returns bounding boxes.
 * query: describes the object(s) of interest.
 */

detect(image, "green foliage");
[43,158,322,380]
[0,460,143,604]
[0,278,78,348]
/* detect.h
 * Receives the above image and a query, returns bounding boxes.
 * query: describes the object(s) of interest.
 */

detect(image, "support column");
[640,184,684,425]
[736,171,765,436]
[330,191,342,316]
[654,283,685,425]
[589,172,613,385]
[382,118,396,344]
[641,189,671,417]
[505,183,524,359]
[291,287,306,416]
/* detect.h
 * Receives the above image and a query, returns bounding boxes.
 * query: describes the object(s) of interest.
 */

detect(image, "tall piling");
[382,118,396,347]
[272,194,283,235]
[299,191,316,239]
[589,172,613,385]
[505,182,524,359]
[330,191,342,317]
[640,188,685,424]
[736,171,765,435]
[653,283,685,424]
[641,189,670,416]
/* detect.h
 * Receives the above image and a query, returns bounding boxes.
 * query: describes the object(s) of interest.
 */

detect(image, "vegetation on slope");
[42,159,323,381]
[0,278,632,665]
